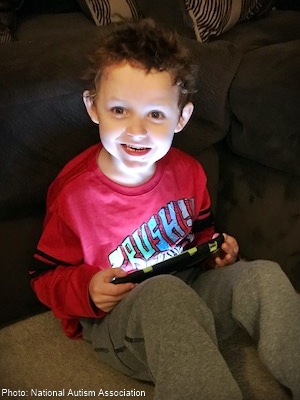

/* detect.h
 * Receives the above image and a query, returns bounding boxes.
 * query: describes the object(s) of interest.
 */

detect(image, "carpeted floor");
[0,312,291,400]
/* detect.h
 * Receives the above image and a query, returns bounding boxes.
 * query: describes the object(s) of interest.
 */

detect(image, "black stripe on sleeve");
[193,213,214,233]
[35,249,73,267]
[29,258,58,279]
[197,207,212,217]
[29,250,74,279]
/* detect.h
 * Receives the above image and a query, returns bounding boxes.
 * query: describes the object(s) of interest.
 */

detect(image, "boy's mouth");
[121,144,151,156]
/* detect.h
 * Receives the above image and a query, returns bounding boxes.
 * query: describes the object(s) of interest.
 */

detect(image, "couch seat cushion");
[0,311,291,399]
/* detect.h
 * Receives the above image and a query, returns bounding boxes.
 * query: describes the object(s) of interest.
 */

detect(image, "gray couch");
[0,1,299,398]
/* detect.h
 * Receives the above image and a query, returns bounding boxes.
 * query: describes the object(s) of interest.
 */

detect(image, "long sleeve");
[29,206,105,338]
[31,262,103,319]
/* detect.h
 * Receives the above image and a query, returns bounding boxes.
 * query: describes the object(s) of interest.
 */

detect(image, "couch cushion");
[20,0,80,14]
[0,311,291,399]
[216,9,300,51]
[0,214,47,324]
[135,0,194,38]
[228,37,300,176]
[177,38,242,154]
[216,141,300,292]
[0,312,155,395]
[0,13,103,218]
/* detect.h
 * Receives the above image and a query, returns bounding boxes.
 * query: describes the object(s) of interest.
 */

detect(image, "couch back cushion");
[135,0,195,38]
[225,10,300,176]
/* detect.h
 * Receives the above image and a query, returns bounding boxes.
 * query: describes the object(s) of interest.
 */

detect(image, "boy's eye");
[150,111,164,119]
[112,107,126,115]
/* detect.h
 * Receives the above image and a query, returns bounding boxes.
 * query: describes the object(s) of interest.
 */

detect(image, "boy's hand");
[211,233,239,268]
[89,268,135,313]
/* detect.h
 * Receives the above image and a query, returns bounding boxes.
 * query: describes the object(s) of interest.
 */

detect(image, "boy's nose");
[126,117,147,137]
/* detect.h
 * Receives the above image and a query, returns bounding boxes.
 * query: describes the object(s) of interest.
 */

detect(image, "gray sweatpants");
[81,260,300,400]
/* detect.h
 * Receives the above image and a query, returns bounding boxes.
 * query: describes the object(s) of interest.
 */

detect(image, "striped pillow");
[77,0,140,26]
[185,0,274,42]
[0,0,24,43]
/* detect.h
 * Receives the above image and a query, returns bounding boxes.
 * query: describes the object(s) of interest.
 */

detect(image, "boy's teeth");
[126,145,147,151]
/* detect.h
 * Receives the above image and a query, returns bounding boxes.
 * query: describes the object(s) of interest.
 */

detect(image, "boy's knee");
[137,274,195,306]
[133,274,210,316]
[130,274,216,340]
[140,274,189,293]
[233,259,293,302]
[242,259,285,283]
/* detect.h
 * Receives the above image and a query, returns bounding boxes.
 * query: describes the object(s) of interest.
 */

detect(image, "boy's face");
[84,62,193,185]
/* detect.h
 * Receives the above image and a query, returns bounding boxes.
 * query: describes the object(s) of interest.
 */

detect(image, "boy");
[30,19,300,400]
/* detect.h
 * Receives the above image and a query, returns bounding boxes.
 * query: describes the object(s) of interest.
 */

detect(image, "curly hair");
[84,19,198,111]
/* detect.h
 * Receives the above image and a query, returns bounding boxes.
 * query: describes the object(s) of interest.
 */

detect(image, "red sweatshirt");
[30,144,214,338]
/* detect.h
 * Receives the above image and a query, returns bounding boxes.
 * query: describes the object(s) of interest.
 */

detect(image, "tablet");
[112,234,224,284]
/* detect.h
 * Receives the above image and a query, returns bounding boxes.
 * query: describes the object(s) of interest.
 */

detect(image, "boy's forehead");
[95,61,181,105]
[100,61,174,86]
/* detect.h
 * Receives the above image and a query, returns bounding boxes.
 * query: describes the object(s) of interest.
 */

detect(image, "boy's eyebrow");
[107,97,172,106]
[107,97,126,103]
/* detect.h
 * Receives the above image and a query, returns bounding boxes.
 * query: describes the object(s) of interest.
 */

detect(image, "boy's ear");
[175,102,194,133]
[83,90,99,124]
